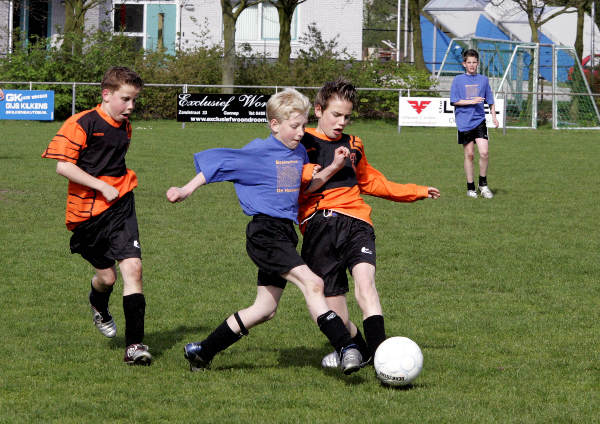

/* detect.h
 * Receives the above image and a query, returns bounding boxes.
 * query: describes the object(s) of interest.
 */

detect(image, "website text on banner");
[0,89,55,121]
[398,97,504,128]
[177,93,271,123]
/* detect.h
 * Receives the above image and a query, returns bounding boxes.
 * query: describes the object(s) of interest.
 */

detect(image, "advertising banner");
[0,89,54,121]
[177,93,270,123]
[398,97,504,128]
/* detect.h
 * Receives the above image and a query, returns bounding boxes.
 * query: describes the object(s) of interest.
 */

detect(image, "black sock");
[89,282,113,318]
[200,320,242,361]
[467,181,476,191]
[363,315,386,358]
[123,293,145,347]
[352,328,370,360]
[479,175,487,187]
[317,311,353,353]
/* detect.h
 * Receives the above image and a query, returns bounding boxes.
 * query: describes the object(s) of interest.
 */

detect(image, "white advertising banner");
[398,97,504,128]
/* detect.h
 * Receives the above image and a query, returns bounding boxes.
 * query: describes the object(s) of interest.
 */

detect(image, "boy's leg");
[120,257,151,365]
[475,137,493,198]
[283,264,362,374]
[463,141,478,197]
[185,285,285,371]
[352,262,386,359]
[475,137,489,179]
[463,141,476,184]
[89,266,118,338]
[320,294,370,369]
[227,285,284,332]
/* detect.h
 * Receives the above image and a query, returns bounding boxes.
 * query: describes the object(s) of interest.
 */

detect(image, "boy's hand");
[331,146,350,169]
[166,187,186,203]
[100,184,120,202]
[427,187,440,199]
[492,116,499,128]
[312,165,322,177]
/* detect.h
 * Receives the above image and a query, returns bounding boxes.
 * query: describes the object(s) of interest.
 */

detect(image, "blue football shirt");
[450,73,494,132]
[193,134,308,223]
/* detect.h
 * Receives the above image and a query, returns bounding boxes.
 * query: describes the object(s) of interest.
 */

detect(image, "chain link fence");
[1,80,598,129]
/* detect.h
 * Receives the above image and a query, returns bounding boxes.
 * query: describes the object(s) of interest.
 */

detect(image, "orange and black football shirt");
[298,128,429,231]
[42,105,138,230]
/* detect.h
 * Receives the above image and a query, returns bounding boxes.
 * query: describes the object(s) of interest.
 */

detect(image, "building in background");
[0,0,362,59]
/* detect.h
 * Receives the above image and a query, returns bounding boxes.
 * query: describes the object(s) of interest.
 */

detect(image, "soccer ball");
[374,337,423,386]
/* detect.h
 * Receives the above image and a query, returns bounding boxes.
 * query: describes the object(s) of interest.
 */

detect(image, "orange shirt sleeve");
[353,137,429,202]
[42,114,87,163]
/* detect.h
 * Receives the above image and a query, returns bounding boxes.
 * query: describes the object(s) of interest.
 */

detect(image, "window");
[236,3,298,42]
[113,3,144,50]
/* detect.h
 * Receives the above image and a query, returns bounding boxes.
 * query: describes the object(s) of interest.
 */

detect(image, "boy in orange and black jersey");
[42,67,151,365]
[299,78,441,369]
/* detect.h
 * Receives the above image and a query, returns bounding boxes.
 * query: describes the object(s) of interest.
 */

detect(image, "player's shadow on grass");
[277,344,367,384]
[108,324,210,359]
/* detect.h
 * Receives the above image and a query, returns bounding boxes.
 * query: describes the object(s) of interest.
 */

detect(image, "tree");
[551,0,593,60]
[267,0,306,66]
[408,0,427,70]
[62,0,105,55]
[220,0,263,93]
[363,0,397,49]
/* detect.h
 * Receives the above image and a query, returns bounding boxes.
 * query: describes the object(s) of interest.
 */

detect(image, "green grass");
[1,119,598,423]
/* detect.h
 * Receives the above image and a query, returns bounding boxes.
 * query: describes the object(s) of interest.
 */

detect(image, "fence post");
[181,84,187,129]
[502,90,506,136]
[397,89,402,133]
[72,83,77,116]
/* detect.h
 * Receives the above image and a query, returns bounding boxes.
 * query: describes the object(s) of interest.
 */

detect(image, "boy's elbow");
[55,161,70,177]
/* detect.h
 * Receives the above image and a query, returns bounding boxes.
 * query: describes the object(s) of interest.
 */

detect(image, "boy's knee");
[95,269,117,287]
[120,258,143,281]
[305,276,325,296]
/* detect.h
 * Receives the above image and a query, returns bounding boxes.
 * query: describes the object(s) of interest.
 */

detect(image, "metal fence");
[1,80,599,130]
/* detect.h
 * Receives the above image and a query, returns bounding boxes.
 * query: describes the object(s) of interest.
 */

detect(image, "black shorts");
[301,210,376,297]
[457,119,488,144]
[246,214,305,289]
[70,191,141,269]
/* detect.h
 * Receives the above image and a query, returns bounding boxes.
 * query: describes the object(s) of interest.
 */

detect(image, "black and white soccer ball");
[374,337,423,386]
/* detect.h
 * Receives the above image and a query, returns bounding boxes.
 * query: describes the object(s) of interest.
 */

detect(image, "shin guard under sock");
[363,315,386,357]
[123,293,145,347]
[200,320,242,361]
[89,282,113,316]
[317,311,353,353]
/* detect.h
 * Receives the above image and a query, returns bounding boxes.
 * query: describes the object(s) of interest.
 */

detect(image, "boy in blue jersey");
[166,88,364,374]
[450,49,499,198]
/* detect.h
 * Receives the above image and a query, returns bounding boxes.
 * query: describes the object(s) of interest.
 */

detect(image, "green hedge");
[0,30,434,120]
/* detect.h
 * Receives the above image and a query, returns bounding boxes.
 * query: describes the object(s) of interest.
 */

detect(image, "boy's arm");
[56,160,119,202]
[305,146,350,193]
[166,172,207,203]
[453,97,485,106]
[490,103,499,128]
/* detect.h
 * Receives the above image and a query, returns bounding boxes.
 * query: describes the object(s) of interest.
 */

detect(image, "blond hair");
[266,88,310,123]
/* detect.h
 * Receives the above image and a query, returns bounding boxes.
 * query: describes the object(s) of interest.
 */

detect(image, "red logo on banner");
[407,100,431,114]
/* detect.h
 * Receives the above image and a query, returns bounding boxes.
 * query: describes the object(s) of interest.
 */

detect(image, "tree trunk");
[575,5,585,60]
[409,0,426,71]
[277,6,292,66]
[221,1,237,94]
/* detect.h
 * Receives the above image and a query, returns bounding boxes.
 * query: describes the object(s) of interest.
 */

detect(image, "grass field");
[1,119,598,423]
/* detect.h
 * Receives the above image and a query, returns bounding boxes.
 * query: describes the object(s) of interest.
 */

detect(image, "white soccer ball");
[374,336,423,386]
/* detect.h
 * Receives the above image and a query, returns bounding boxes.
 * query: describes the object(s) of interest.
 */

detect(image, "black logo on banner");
[177,93,270,123]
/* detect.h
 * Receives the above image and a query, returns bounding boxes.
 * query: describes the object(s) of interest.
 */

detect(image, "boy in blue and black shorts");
[166,88,363,375]
[450,49,499,199]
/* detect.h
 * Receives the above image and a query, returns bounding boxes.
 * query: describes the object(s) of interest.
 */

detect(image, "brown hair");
[314,78,357,111]
[462,49,479,61]
[101,66,144,91]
